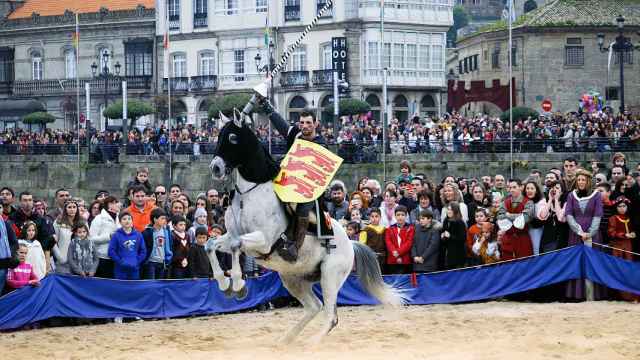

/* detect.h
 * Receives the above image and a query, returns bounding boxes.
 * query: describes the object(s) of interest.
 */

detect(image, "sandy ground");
[2,301,639,360]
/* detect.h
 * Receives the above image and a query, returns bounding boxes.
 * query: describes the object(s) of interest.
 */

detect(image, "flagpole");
[508,0,514,179]
[380,0,387,182]
[166,4,173,183]
[76,12,81,176]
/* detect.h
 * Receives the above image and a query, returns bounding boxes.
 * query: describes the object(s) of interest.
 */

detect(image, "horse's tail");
[352,242,406,307]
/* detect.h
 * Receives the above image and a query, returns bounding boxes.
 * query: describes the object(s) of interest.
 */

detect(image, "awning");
[0,99,45,118]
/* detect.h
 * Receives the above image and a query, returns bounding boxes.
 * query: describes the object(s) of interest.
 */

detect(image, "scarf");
[0,218,10,259]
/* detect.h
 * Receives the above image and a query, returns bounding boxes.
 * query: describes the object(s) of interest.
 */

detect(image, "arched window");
[173,53,187,77]
[174,100,188,125]
[288,95,308,124]
[365,94,381,122]
[65,49,76,79]
[393,94,408,123]
[420,94,437,118]
[31,50,43,80]
[199,51,216,75]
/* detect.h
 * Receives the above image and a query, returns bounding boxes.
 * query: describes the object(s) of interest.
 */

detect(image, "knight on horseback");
[260,98,325,262]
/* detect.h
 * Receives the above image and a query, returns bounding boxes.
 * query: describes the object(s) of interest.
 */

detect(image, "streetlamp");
[597,15,640,114]
[91,51,121,131]
[255,41,276,153]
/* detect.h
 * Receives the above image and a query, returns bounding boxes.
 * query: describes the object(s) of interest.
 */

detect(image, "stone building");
[0,0,156,131]
[456,0,547,40]
[156,0,453,127]
[447,0,640,116]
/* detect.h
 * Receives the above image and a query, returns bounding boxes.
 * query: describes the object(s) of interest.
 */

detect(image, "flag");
[263,2,270,46]
[163,6,170,78]
[72,13,79,49]
[502,0,516,23]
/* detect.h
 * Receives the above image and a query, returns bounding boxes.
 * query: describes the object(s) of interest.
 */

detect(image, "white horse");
[206,115,404,342]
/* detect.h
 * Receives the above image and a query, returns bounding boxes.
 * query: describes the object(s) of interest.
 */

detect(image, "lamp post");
[91,51,121,131]
[255,40,276,153]
[597,15,640,114]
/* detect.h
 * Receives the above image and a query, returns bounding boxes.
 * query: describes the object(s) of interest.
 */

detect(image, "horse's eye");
[229,133,238,145]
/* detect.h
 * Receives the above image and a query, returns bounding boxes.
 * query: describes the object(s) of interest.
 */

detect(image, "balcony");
[280,71,309,88]
[163,77,189,93]
[285,5,301,21]
[312,69,332,87]
[193,12,207,28]
[169,14,180,30]
[0,81,12,94]
[190,75,218,92]
[12,76,150,97]
[317,1,333,18]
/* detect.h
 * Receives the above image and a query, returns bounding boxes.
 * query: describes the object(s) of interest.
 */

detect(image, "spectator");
[0,205,19,290]
[467,208,489,265]
[491,175,507,198]
[441,202,467,270]
[168,184,182,203]
[379,190,399,228]
[189,227,212,278]
[564,169,605,301]
[67,223,99,277]
[346,222,360,242]
[384,205,414,274]
[124,167,152,202]
[396,160,414,183]
[0,186,17,218]
[440,184,469,225]
[497,179,534,260]
[90,196,121,278]
[52,200,82,274]
[10,191,54,257]
[472,222,500,264]
[525,180,548,255]
[188,207,209,242]
[359,208,387,271]
[541,180,568,252]
[410,190,440,225]
[88,200,102,226]
[607,196,639,301]
[411,209,440,273]
[127,185,155,233]
[154,185,169,213]
[108,212,146,280]
[5,243,39,291]
[141,208,173,280]
[48,188,71,220]
[597,182,615,244]
[467,185,490,226]
[171,217,191,279]
[562,157,578,191]
[18,221,46,279]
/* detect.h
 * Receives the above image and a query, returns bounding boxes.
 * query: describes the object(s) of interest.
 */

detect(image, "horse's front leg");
[229,231,269,293]
[206,234,231,292]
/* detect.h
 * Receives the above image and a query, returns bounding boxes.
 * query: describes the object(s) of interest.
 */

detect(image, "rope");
[269,0,333,78]
[591,242,640,257]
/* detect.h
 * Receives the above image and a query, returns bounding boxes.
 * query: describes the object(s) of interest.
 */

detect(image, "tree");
[103,99,153,128]
[324,98,371,116]
[500,106,539,123]
[208,93,256,119]
[524,0,538,14]
[447,5,470,46]
[153,95,183,120]
[22,112,56,131]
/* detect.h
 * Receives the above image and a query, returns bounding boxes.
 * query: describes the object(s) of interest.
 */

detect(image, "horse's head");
[210,113,252,180]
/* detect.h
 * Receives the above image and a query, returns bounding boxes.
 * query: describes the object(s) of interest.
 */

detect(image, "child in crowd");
[472,222,500,264]
[349,208,364,227]
[172,216,192,279]
[142,208,173,280]
[67,223,99,277]
[108,212,146,280]
[466,208,489,265]
[19,221,46,279]
[384,205,415,274]
[442,202,467,269]
[346,221,361,242]
[6,244,40,291]
[359,209,387,271]
[607,196,639,301]
[189,227,213,278]
[188,207,209,243]
[411,210,440,273]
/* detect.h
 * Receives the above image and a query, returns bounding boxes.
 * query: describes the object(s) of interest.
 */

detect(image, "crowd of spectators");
[2,110,640,161]
[1,151,639,304]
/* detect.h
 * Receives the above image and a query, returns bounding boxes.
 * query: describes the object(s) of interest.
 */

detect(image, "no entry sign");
[541,99,552,112]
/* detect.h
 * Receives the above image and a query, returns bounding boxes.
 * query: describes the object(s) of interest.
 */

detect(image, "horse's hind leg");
[279,276,322,344]
[311,258,351,343]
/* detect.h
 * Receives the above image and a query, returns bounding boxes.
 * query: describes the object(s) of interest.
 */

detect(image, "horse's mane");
[236,125,281,184]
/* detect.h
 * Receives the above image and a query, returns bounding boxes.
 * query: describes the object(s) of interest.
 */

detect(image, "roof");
[8,0,155,19]
[466,0,640,40]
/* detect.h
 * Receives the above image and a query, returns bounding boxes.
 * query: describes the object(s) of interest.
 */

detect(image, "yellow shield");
[273,139,343,203]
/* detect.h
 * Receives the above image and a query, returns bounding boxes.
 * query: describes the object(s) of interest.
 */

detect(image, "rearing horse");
[207,115,404,343]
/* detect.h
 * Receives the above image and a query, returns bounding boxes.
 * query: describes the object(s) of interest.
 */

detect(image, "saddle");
[285,200,334,238]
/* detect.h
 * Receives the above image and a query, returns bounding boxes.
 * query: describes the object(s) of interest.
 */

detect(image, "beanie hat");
[194,207,208,219]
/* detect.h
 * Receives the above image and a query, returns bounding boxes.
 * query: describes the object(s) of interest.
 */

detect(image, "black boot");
[278,216,309,262]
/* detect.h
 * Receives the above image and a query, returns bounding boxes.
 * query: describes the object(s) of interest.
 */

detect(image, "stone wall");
[1,151,637,204]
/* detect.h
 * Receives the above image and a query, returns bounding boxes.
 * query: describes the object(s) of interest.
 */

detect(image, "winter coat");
[67,237,100,276]
[19,239,46,279]
[411,224,440,272]
[89,209,120,259]
[384,223,415,265]
[52,221,74,274]
[141,226,173,264]
[108,228,146,273]
[442,218,467,269]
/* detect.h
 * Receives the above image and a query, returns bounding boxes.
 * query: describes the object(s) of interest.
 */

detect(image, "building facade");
[0,0,156,131]
[448,0,640,116]
[156,0,453,127]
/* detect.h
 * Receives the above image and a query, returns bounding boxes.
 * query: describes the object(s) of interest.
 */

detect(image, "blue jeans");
[0,269,6,292]
[142,261,166,280]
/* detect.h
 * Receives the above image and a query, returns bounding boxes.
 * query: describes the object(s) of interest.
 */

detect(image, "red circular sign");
[541,100,552,112]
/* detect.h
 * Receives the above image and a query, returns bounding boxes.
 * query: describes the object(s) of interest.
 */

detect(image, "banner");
[273,139,343,203]
[1,246,639,330]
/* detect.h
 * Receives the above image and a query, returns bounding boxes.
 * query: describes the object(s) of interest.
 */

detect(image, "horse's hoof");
[217,277,231,292]
[235,285,249,301]
[232,278,246,292]
[222,279,235,298]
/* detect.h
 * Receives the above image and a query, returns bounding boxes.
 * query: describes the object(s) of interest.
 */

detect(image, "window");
[290,46,306,72]
[194,0,208,28]
[317,0,333,18]
[322,43,333,70]
[31,51,43,80]
[393,44,404,69]
[256,0,267,13]
[0,49,13,83]
[226,0,238,15]
[168,0,180,30]
[406,44,417,69]
[200,52,216,75]
[125,41,153,76]
[234,49,245,81]
[606,86,619,101]
[432,45,443,70]
[419,45,430,70]
[64,49,76,79]
[615,51,633,65]
[491,45,500,69]
[173,53,187,77]
[383,43,391,69]
[367,42,378,69]
[511,46,517,66]
[285,0,301,21]
[565,38,584,66]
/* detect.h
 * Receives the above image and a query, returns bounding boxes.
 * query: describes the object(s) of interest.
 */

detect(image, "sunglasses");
[155,191,166,195]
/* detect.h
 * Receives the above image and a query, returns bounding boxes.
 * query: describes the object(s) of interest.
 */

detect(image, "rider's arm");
[261,98,291,138]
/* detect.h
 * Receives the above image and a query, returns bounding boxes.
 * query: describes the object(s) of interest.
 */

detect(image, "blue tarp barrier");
[1,245,639,330]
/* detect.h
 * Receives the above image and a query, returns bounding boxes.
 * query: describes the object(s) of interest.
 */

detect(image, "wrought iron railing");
[193,12,208,28]
[163,77,189,92]
[280,71,309,88]
[190,75,218,91]
[284,4,301,21]
[312,69,333,86]
[169,15,180,30]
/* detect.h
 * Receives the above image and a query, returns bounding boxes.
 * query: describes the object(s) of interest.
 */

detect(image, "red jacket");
[385,223,415,265]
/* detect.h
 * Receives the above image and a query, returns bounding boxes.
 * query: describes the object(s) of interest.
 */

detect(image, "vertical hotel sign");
[332,37,348,94]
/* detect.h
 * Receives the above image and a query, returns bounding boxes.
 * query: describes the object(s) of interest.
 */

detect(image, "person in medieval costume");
[497,179,534,260]
[261,100,325,262]
[564,168,607,300]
